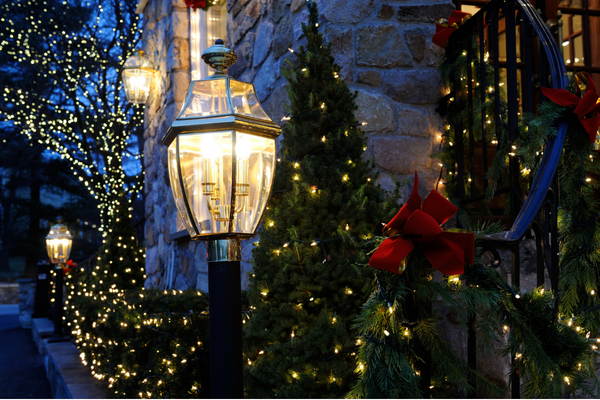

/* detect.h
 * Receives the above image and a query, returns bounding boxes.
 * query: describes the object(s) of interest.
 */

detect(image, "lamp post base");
[207,238,243,399]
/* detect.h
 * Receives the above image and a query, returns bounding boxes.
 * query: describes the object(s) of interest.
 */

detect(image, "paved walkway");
[0,306,52,399]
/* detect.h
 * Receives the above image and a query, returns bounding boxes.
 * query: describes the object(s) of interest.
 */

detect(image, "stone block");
[272,14,292,59]
[356,70,382,87]
[320,0,374,24]
[378,4,394,19]
[325,27,353,81]
[404,28,427,62]
[253,54,277,102]
[268,0,289,22]
[196,272,209,292]
[173,273,189,290]
[146,222,156,247]
[384,69,444,104]
[228,46,247,79]
[293,10,309,40]
[373,136,432,174]
[253,20,275,67]
[233,0,261,44]
[357,25,412,68]
[290,0,304,13]
[227,0,238,12]
[263,83,289,126]
[397,3,455,22]
[145,246,160,276]
[160,0,173,18]
[171,9,189,39]
[354,91,395,134]
[232,0,243,17]
[172,70,191,103]
[167,38,190,71]
[397,106,432,137]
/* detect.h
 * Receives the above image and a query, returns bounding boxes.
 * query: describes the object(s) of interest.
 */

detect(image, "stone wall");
[138,0,454,291]
[139,0,257,292]
[226,0,452,200]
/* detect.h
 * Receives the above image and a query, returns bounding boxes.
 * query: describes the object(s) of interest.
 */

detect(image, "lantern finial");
[201,39,237,77]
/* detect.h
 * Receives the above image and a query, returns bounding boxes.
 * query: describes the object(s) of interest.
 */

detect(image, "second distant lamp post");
[161,39,281,398]
[45,218,73,342]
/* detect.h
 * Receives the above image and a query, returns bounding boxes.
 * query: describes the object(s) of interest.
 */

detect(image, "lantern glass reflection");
[168,131,275,237]
[122,50,156,104]
[46,222,73,264]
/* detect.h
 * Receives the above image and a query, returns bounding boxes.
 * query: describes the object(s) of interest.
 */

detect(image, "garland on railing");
[517,73,600,333]
[437,37,513,228]
[433,11,600,396]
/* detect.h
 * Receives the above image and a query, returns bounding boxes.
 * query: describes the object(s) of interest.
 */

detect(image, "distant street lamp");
[122,49,157,104]
[161,39,281,398]
[45,217,73,342]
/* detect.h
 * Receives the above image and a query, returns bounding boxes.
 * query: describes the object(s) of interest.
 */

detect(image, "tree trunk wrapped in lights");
[242,2,400,397]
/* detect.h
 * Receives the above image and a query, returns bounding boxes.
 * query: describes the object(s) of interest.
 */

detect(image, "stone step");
[32,318,108,399]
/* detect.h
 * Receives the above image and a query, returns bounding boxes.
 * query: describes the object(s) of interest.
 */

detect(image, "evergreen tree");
[84,192,145,293]
[243,2,399,397]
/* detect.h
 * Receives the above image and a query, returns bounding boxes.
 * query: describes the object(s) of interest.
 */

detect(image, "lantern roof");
[46,218,73,240]
[123,49,156,72]
[161,40,280,147]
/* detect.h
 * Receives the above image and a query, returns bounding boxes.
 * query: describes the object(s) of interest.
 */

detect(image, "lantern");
[122,50,157,104]
[161,39,281,399]
[45,218,73,265]
[162,39,280,241]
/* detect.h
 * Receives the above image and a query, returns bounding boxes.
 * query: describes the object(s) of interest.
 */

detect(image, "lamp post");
[161,39,281,398]
[45,217,73,342]
[122,49,157,104]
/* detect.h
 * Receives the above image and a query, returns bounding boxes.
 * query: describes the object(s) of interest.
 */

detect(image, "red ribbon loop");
[432,11,471,49]
[369,171,474,276]
[540,72,600,144]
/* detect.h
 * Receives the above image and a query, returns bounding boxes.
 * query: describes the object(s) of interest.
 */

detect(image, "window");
[190,0,228,81]
[171,0,228,238]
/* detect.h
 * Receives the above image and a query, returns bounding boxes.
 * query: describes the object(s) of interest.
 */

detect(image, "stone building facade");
[137,0,453,292]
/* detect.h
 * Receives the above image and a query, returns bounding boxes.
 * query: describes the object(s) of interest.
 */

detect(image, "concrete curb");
[32,318,108,399]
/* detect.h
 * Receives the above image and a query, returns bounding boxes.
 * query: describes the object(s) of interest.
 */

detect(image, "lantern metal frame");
[161,41,281,242]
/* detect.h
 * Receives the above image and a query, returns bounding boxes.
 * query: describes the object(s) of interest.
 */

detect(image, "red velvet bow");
[540,72,600,144]
[64,259,77,273]
[432,11,471,49]
[185,0,206,9]
[369,171,474,276]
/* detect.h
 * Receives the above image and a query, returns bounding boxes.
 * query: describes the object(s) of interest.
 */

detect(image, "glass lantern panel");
[179,79,232,118]
[46,238,72,264]
[231,132,276,234]
[122,68,154,104]
[168,142,197,235]
[229,79,270,120]
[178,131,234,236]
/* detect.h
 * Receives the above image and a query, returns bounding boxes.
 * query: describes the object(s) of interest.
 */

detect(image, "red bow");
[432,11,471,49]
[185,0,206,9]
[369,171,474,276]
[540,72,600,144]
[64,259,77,274]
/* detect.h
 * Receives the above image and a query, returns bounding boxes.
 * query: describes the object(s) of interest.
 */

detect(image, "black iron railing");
[445,0,568,397]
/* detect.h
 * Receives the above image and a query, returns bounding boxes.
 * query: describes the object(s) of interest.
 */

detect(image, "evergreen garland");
[242,2,400,397]
[516,77,600,333]
[435,33,600,397]
[438,40,512,227]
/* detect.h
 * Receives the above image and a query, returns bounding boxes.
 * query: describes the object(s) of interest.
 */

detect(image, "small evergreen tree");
[86,192,145,293]
[243,2,399,397]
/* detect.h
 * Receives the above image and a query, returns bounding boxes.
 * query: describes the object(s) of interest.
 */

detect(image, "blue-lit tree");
[0,0,145,232]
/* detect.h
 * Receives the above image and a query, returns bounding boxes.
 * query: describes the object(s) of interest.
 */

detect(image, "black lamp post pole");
[207,238,243,398]
[48,264,69,342]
